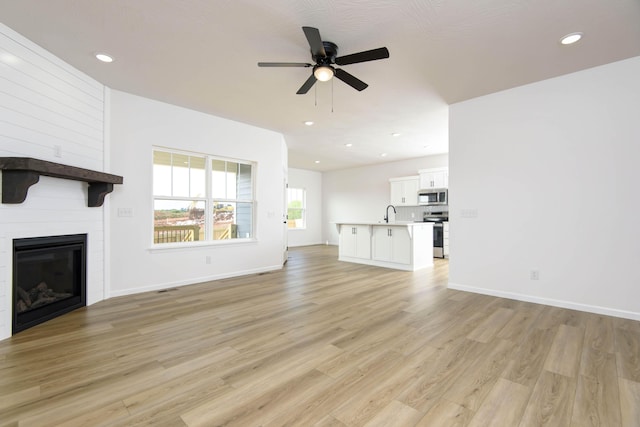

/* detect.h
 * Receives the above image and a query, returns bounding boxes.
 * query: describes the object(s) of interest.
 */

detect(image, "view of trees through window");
[153,149,254,244]
[287,187,305,229]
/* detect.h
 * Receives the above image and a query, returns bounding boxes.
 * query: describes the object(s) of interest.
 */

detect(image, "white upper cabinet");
[419,168,449,189]
[390,176,419,206]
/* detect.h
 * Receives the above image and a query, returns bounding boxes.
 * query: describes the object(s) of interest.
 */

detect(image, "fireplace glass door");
[13,234,87,334]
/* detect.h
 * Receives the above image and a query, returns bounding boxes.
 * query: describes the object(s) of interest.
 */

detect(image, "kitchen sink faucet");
[384,205,396,223]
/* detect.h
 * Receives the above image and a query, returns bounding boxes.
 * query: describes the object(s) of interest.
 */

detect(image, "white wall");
[0,23,108,340]
[287,168,323,247]
[322,154,448,244]
[449,56,640,320]
[108,90,287,296]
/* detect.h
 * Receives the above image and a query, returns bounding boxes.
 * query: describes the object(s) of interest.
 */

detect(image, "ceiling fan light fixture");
[314,65,334,82]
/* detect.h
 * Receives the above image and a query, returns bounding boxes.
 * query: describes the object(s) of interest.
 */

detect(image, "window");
[287,187,306,229]
[153,149,254,245]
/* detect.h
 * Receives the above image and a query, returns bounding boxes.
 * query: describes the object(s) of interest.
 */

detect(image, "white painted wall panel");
[1,92,103,146]
[0,69,102,118]
[108,90,287,296]
[0,23,107,340]
[449,56,640,320]
[0,35,103,109]
[1,76,103,130]
[0,119,102,162]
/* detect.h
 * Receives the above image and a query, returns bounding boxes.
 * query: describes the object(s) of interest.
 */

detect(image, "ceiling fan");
[258,26,390,94]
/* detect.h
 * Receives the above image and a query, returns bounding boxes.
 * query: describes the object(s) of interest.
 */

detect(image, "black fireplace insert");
[13,234,87,334]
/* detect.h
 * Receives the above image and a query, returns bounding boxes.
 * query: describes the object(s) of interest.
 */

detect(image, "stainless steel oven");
[423,210,448,258]
[433,223,444,258]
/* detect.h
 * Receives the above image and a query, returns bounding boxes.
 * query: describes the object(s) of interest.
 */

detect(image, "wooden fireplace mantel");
[0,157,123,207]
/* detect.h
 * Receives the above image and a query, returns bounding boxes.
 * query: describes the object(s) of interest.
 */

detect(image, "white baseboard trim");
[287,242,325,248]
[110,264,284,298]
[448,282,640,321]
[338,256,432,272]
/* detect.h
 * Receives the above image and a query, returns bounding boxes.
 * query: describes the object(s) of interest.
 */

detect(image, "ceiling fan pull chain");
[331,79,334,113]
[314,84,317,107]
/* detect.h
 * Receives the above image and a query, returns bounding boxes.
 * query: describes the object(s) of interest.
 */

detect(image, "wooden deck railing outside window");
[153,225,201,244]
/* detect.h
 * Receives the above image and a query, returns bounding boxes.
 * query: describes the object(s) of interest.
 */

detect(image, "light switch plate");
[461,208,478,218]
[117,207,133,217]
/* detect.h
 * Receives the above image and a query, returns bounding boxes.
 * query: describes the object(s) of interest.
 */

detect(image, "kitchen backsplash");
[395,205,449,222]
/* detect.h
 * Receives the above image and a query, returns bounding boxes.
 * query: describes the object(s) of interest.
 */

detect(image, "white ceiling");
[1,0,639,171]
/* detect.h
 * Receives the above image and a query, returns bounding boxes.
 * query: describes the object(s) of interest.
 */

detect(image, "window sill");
[288,227,307,231]
[148,238,257,253]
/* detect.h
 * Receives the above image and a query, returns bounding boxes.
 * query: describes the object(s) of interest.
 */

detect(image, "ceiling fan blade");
[335,69,368,91]
[335,47,389,66]
[258,62,312,67]
[296,74,317,94]
[302,26,326,58]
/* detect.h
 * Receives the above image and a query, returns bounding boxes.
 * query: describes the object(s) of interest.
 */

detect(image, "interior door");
[283,179,288,264]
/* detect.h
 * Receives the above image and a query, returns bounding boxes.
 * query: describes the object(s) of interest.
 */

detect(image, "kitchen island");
[335,221,433,271]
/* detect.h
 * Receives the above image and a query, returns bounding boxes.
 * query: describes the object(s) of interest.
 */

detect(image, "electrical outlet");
[205,256,211,264]
[411,212,415,219]
[53,145,62,158]
[530,270,540,280]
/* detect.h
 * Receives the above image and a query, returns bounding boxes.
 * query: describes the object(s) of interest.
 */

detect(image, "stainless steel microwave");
[418,188,448,205]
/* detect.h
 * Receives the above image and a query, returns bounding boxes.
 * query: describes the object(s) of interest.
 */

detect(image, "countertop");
[334,221,433,226]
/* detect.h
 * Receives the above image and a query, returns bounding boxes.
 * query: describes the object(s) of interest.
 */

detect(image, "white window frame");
[152,147,256,247]
[287,187,306,230]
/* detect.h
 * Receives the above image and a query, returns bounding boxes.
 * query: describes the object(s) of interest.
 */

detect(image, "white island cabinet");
[339,225,371,259]
[335,222,433,271]
[372,226,411,264]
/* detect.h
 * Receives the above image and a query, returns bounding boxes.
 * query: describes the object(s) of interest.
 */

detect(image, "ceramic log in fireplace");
[13,234,87,334]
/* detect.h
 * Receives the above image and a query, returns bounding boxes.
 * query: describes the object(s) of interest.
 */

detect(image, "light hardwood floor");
[1,245,639,426]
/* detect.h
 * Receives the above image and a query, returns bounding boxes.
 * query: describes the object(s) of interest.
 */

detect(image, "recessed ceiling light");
[560,32,583,45]
[380,153,387,157]
[304,121,314,126]
[345,143,353,147]
[314,160,320,164]
[95,53,114,63]
[391,133,401,137]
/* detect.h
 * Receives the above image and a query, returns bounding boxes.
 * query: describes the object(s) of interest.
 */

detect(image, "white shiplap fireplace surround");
[0,23,111,340]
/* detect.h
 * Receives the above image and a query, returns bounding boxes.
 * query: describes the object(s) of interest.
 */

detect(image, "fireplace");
[13,234,87,334]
